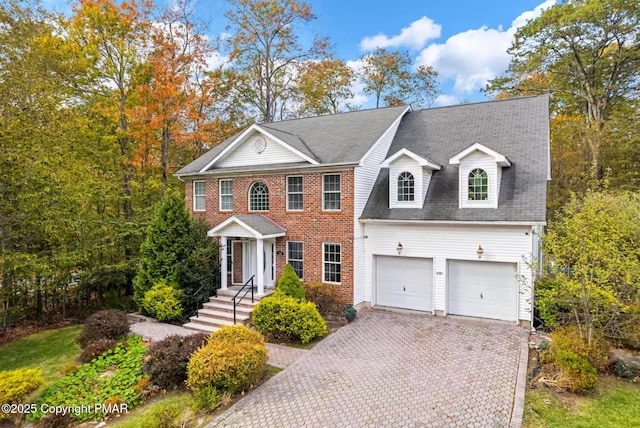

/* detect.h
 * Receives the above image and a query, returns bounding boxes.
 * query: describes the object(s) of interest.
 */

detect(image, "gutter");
[359,218,547,227]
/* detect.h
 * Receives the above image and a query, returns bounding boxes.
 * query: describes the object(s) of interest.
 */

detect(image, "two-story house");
[177,95,549,328]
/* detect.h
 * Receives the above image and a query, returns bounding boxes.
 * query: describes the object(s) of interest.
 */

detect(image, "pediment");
[449,143,511,167]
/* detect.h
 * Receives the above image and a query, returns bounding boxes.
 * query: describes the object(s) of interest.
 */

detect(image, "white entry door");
[242,240,275,287]
[376,256,433,312]
[448,260,518,321]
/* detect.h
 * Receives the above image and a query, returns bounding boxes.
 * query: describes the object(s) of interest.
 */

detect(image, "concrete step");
[195,308,250,322]
[203,301,254,315]
[182,322,218,333]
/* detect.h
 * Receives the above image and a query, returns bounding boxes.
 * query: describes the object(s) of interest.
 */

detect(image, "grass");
[0,325,82,384]
[523,376,640,427]
[107,391,196,428]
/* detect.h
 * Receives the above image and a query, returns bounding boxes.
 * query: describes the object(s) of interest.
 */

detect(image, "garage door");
[376,256,433,312]
[448,261,518,321]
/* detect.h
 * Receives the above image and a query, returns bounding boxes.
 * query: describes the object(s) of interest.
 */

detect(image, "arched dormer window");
[397,171,415,202]
[249,181,269,211]
[468,169,488,201]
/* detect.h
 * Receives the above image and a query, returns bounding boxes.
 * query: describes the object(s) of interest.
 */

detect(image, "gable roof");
[362,95,550,223]
[449,143,511,167]
[176,105,409,176]
[381,148,441,170]
[207,214,286,239]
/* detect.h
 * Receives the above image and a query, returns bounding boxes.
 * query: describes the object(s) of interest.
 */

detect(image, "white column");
[220,236,228,290]
[256,238,265,295]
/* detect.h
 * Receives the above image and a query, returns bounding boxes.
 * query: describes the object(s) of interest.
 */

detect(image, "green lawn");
[108,391,195,428]
[524,377,640,428]
[0,325,82,384]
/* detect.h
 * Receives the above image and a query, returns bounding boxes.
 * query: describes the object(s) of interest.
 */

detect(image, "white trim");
[449,143,511,167]
[322,173,342,212]
[207,216,286,239]
[193,180,206,211]
[248,181,269,212]
[358,106,410,166]
[286,175,304,212]
[198,125,319,172]
[219,179,233,211]
[322,242,342,284]
[359,218,547,226]
[178,162,360,179]
[381,148,441,170]
[286,240,304,280]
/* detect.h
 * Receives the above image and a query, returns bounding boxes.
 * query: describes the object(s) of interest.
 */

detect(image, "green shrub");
[147,401,185,428]
[0,368,44,411]
[555,349,598,392]
[344,305,357,322]
[276,264,305,300]
[303,281,343,315]
[193,385,223,411]
[611,359,639,380]
[186,325,267,394]
[550,327,609,370]
[143,333,208,389]
[79,338,118,363]
[253,294,327,344]
[142,282,184,322]
[77,309,129,348]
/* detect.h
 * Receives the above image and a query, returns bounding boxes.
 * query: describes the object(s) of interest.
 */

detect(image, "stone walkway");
[128,320,308,369]
[207,310,529,428]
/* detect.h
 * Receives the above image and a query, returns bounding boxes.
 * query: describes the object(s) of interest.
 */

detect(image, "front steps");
[183,287,272,333]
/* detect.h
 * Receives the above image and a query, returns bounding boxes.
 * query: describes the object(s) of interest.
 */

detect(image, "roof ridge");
[258,104,408,125]
[413,94,548,113]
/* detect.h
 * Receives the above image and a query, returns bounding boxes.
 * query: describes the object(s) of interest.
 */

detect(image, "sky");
[43,0,557,108]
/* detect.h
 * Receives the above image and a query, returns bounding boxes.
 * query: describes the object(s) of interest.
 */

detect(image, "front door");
[242,240,276,287]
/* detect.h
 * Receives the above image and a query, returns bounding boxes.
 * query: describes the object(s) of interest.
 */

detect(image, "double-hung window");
[323,243,341,284]
[397,171,415,202]
[219,179,233,211]
[322,174,341,211]
[286,241,304,279]
[193,181,206,211]
[468,169,488,201]
[287,176,303,211]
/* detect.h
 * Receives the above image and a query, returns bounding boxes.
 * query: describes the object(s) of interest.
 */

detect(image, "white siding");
[388,156,423,209]
[218,223,255,238]
[458,151,499,209]
[353,109,407,305]
[217,133,305,167]
[361,222,534,323]
[422,169,432,205]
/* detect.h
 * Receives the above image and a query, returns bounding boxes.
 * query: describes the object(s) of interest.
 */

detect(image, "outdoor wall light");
[396,242,403,255]
[477,245,484,259]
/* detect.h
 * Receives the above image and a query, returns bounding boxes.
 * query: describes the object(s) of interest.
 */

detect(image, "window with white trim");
[249,181,269,211]
[322,174,341,210]
[287,176,303,211]
[219,179,233,211]
[323,243,341,283]
[193,181,206,211]
[286,241,303,279]
[397,171,415,202]
[468,169,488,201]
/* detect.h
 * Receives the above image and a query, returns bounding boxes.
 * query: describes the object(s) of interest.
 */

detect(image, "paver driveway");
[208,310,528,428]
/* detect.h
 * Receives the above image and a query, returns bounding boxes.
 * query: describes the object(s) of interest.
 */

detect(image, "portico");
[208,214,286,295]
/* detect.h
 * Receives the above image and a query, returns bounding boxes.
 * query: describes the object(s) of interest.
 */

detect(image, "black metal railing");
[187,277,219,320]
[232,275,255,324]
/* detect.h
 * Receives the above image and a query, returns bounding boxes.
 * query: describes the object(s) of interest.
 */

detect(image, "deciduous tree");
[296,58,357,116]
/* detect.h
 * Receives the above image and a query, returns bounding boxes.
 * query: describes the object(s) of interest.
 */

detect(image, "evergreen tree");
[133,194,196,304]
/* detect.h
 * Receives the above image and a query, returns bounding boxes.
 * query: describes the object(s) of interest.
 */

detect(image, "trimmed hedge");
[276,264,305,300]
[303,281,343,316]
[186,325,267,394]
[143,333,208,389]
[0,368,44,412]
[77,309,129,348]
[252,293,327,344]
[142,282,184,322]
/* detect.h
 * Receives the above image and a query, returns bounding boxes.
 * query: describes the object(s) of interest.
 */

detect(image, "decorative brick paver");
[208,310,528,428]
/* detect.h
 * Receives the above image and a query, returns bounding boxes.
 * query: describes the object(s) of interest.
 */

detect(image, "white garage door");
[376,256,433,312]
[448,261,518,321]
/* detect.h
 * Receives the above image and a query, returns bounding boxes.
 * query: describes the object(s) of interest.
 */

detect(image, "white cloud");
[433,94,459,107]
[360,17,441,51]
[416,0,556,96]
[345,59,372,106]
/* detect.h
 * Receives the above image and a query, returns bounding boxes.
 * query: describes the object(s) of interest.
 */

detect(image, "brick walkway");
[207,310,529,428]
[128,320,308,369]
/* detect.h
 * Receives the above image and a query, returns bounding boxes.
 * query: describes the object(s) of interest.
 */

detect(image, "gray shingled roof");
[362,95,549,223]
[176,105,408,176]
[235,215,286,236]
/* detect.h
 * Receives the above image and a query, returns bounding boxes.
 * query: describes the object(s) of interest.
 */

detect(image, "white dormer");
[449,143,511,209]
[381,148,441,209]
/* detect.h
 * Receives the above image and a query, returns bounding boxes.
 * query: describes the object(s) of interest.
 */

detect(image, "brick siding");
[185,169,355,304]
